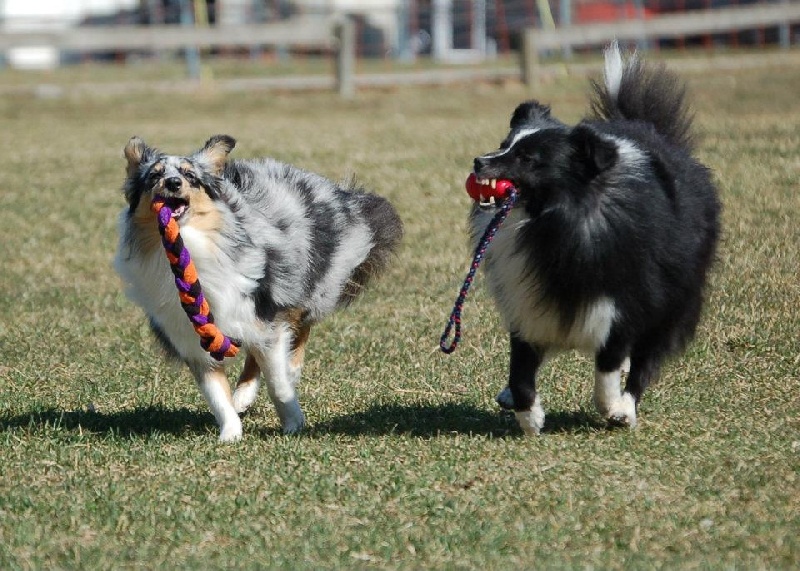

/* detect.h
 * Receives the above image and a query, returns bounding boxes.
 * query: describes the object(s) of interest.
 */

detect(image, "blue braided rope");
[440,187,518,354]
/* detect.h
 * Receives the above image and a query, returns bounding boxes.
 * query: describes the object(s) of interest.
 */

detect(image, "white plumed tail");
[603,41,627,101]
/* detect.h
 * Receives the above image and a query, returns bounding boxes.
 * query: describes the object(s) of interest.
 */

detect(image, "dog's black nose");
[473,157,488,173]
[165,177,182,192]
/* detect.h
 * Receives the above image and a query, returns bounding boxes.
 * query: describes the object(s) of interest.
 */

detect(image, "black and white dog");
[115,135,402,441]
[469,43,720,434]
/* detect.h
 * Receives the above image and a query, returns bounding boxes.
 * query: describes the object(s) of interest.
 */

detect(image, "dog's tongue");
[465,173,514,203]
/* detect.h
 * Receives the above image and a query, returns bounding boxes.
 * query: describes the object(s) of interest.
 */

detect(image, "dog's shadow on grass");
[0,406,215,440]
[0,404,604,440]
[306,403,604,438]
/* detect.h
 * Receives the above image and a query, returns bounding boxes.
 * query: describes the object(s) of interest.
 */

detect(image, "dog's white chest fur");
[114,215,260,363]
[472,208,616,351]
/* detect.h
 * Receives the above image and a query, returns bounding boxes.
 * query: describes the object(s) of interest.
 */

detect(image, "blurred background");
[1,0,797,93]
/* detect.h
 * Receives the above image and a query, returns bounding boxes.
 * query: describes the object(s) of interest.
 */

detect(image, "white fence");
[520,3,800,85]
[0,2,798,96]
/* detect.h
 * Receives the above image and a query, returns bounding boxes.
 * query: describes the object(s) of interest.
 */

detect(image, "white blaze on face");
[477,128,541,161]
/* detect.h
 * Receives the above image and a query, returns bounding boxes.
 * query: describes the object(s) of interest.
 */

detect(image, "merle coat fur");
[115,135,403,441]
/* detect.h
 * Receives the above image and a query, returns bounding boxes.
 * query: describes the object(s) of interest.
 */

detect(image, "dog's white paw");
[515,397,545,436]
[276,399,306,435]
[604,392,637,428]
[218,418,243,443]
[495,386,515,410]
[232,381,259,414]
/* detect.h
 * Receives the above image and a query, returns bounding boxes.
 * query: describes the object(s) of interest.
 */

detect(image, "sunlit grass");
[0,55,798,569]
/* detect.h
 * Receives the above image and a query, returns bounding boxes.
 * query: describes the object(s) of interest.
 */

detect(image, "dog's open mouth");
[156,196,189,220]
[466,174,515,208]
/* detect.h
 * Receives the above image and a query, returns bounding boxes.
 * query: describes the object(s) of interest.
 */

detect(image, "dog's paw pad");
[282,417,305,435]
[607,414,633,428]
[495,386,515,410]
[276,399,306,435]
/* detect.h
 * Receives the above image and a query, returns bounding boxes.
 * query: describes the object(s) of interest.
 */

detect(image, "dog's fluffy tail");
[339,188,404,304]
[589,41,694,149]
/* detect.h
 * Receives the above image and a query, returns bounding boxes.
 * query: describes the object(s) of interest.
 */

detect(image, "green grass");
[0,55,799,570]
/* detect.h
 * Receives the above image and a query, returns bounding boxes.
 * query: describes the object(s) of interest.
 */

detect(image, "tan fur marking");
[200,136,235,175]
[130,195,162,255]
[185,190,223,234]
[124,137,146,176]
[235,353,261,391]
[290,324,312,369]
[280,308,313,369]
[205,365,233,401]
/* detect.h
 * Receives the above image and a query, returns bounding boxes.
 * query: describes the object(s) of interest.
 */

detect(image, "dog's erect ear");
[510,100,552,129]
[569,125,617,177]
[124,136,152,175]
[197,135,236,175]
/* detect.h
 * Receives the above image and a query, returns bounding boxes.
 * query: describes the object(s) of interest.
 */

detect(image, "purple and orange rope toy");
[439,175,517,354]
[152,197,240,361]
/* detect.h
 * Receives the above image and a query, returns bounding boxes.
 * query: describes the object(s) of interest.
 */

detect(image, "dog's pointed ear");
[124,136,152,175]
[569,125,617,177]
[197,135,236,175]
[510,100,552,129]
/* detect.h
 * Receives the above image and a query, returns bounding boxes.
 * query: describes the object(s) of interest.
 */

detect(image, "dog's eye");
[183,171,197,185]
[521,148,542,163]
[147,171,162,183]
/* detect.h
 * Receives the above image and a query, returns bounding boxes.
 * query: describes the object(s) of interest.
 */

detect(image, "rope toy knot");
[151,197,240,361]
[440,182,518,354]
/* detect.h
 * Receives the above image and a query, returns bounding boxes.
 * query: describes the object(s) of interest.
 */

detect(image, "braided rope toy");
[439,175,517,354]
[151,197,240,361]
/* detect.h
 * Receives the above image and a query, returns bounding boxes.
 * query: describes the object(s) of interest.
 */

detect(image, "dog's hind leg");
[288,323,312,388]
[252,323,306,435]
[622,339,665,421]
[232,353,261,414]
[189,362,243,442]
[508,334,546,435]
[594,333,636,428]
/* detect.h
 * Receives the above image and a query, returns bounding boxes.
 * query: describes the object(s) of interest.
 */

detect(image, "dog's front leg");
[252,324,306,434]
[189,362,242,442]
[508,334,546,435]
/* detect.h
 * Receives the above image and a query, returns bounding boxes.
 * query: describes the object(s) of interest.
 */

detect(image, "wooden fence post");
[779,0,791,48]
[520,28,539,88]
[335,16,356,98]
[178,0,201,80]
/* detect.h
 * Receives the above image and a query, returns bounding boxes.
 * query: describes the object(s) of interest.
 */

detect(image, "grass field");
[0,54,798,569]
